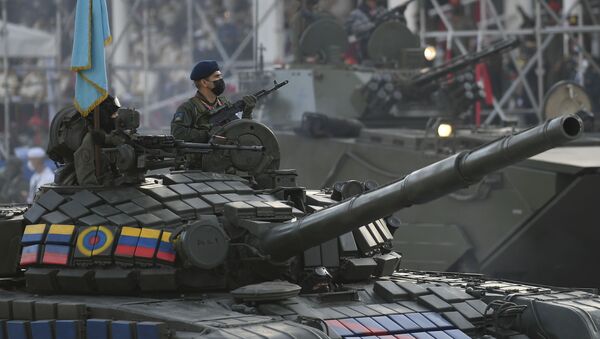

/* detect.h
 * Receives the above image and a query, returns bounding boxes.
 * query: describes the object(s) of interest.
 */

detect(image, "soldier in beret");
[171,60,257,143]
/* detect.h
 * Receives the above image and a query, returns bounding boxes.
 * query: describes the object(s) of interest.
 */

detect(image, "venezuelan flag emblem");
[115,227,141,258]
[20,244,41,266]
[22,224,47,245]
[156,231,176,263]
[42,245,71,266]
[134,228,162,260]
[46,224,76,245]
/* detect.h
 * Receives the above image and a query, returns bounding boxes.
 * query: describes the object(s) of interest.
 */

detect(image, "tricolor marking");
[22,224,46,245]
[46,224,75,244]
[42,244,71,265]
[134,228,161,259]
[115,227,141,257]
[156,231,176,263]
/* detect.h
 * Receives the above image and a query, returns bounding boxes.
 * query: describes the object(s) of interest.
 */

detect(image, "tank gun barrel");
[260,114,582,260]
[411,38,519,86]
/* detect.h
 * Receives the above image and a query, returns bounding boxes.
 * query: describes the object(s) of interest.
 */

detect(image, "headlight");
[424,46,437,61]
[437,123,453,138]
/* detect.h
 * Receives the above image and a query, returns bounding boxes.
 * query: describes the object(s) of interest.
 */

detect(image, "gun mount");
[101,108,267,184]
[361,38,520,125]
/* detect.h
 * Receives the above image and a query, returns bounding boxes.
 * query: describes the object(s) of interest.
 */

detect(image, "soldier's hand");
[90,129,106,145]
[243,95,257,109]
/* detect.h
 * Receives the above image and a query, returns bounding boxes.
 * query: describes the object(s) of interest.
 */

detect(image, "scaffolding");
[419,0,600,125]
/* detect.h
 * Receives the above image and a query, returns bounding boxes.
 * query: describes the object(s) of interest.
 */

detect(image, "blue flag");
[70,0,112,116]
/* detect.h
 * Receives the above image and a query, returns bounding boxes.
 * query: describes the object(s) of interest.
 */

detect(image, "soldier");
[171,60,256,143]
[345,0,387,62]
[47,95,124,186]
[289,0,336,63]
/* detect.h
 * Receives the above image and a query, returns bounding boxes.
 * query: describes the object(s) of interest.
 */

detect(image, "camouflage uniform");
[74,130,126,186]
[171,92,257,169]
[47,105,124,186]
[171,92,234,143]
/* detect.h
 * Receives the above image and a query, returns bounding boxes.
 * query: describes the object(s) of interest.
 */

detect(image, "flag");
[70,0,112,116]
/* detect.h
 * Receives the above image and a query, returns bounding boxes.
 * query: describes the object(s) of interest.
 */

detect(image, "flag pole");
[93,105,101,180]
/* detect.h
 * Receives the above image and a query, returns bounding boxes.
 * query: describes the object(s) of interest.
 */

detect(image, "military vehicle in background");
[237,6,600,288]
[242,3,512,130]
[1,112,598,339]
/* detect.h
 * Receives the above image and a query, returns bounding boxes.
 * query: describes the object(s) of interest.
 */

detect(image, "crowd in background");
[0,0,257,203]
[0,0,599,204]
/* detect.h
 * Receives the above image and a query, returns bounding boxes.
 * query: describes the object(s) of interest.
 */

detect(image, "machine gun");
[411,38,519,86]
[361,38,520,122]
[102,108,265,184]
[209,80,289,126]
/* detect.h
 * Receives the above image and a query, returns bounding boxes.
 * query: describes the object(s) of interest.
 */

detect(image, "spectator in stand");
[26,147,54,204]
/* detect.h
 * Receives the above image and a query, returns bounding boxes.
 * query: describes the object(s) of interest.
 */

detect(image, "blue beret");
[190,60,220,81]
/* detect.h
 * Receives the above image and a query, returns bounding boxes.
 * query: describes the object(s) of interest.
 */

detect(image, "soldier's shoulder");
[172,100,192,124]
[176,98,196,112]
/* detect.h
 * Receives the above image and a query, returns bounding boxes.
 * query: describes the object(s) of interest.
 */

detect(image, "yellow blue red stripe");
[46,224,76,245]
[42,244,71,266]
[115,227,141,257]
[22,224,47,245]
[20,244,41,266]
[156,231,176,263]
[134,228,161,259]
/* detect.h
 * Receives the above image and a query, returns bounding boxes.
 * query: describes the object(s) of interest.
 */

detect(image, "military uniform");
[290,7,331,62]
[171,92,236,143]
[48,104,125,186]
[74,129,127,186]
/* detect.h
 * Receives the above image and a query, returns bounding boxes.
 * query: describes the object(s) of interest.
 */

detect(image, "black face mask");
[99,112,116,133]
[211,79,225,96]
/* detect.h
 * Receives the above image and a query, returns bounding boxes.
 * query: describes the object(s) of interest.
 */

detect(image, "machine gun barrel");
[260,114,582,260]
[174,141,265,153]
[411,38,519,86]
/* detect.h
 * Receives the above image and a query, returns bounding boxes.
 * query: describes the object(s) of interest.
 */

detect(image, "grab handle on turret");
[259,114,582,260]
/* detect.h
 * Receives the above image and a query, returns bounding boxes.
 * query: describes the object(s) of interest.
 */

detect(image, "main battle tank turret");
[1,114,597,339]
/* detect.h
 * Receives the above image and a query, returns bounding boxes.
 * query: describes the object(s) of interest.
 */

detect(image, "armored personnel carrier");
[0,113,595,338]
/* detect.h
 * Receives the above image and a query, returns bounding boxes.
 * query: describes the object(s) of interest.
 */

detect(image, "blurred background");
[0,0,599,204]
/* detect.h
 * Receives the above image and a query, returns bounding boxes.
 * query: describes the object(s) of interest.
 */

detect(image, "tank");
[0,114,598,339]
[238,8,600,287]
